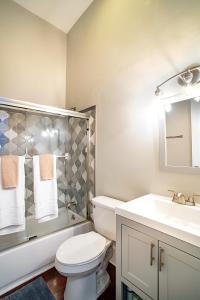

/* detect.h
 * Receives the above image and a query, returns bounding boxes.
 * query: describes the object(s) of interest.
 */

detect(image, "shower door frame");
[0,96,91,241]
[0,97,88,119]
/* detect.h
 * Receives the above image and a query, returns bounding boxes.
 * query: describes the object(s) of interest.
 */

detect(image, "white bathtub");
[0,220,92,295]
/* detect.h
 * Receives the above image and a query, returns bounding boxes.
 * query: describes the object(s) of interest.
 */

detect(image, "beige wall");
[67,0,200,201]
[0,0,67,108]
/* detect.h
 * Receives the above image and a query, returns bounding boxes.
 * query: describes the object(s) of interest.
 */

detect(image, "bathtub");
[0,219,92,295]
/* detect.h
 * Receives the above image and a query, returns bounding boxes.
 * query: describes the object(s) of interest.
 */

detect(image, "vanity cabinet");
[121,225,157,299]
[116,217,200,300]
[159,242,200,300]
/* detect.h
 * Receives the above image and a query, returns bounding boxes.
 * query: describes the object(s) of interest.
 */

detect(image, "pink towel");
[1,155,19,189]
[39,154,54,181]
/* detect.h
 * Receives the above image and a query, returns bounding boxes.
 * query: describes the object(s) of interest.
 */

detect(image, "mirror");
[160,96,200,172]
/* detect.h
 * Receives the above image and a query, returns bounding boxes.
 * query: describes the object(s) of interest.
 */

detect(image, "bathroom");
[0,0,200,299]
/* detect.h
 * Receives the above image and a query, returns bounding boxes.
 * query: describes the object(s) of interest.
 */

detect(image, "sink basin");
[115,194,200,248]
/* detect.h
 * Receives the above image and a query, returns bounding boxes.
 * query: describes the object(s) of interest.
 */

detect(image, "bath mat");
[2,277,55,300]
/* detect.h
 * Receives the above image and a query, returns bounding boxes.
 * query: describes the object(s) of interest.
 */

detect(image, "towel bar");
[24,153,69,160]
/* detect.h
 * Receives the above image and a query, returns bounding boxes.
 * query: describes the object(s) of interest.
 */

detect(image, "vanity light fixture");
[180,70,193,85]
[155,65,200,96]
[155,86,162,96]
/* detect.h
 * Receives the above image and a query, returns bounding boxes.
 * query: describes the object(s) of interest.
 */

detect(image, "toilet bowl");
[55,196,123,300]
[55,231,111,300]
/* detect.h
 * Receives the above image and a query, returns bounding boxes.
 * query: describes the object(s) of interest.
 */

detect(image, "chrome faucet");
[67,199,78,209]
[168,190,200,206]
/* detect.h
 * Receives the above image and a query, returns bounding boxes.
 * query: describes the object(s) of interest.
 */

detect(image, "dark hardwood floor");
[1,263,116,300]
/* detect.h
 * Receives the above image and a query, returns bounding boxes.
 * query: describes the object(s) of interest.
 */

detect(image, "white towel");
[33,155,58,223]
[0,156,25,235]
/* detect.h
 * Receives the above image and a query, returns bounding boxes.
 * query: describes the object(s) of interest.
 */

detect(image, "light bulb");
[181,70,193,84]
[164,103,172,113]
[194,96,200,102]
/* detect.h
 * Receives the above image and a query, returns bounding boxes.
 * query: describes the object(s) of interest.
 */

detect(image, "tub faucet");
[67,199,78,208]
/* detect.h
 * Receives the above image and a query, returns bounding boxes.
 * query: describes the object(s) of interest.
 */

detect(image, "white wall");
[0,0,67,108]
[67,0,200,201]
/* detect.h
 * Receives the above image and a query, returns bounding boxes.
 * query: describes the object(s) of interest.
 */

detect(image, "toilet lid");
[56,231,107,265]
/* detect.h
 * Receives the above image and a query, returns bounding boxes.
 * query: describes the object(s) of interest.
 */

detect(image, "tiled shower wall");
[0,107,96,220]
[66,106,96,218]
[82,106,96,219]
[66,117,88,217]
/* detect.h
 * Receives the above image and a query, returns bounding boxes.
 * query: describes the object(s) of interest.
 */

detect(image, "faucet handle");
[168,189,177,198]
[187,194,200,206]
[193,194,200,198]
[168,189,176,195]
[168,189,177,202]
[168,190,186,204]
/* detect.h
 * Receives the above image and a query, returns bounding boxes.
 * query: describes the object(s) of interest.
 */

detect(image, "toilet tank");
[92,196,123,241]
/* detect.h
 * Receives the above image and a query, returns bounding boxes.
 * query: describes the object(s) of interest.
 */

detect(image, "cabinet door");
[159,242,200,300]
[121,225,157,299]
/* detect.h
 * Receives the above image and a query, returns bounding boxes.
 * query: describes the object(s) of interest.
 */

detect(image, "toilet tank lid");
[92,196,123,211]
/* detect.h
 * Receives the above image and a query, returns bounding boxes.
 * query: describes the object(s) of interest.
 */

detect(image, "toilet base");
[97,270,110,298]
[64,272,96,300]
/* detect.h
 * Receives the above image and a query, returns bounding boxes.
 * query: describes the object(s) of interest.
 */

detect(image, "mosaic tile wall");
[65,106,96,219]
[24,113,68,216]
[0,109,68,217]
[82,106,96,219]
[66,117,88,217]
[0,107,95,221]
[0,110,26,155]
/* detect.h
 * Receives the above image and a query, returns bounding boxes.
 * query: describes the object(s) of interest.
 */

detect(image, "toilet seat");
[56,231,107,266]
[55,231,109,276]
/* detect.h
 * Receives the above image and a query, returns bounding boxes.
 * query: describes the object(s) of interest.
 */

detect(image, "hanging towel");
[0,156,25,235]
[1,155,19,188]
[33,155,58,223]
[39,154,54,180]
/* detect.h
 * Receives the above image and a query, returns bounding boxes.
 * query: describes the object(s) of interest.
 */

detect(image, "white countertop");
[116,194,200,248]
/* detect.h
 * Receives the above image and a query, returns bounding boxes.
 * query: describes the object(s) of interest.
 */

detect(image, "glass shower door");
[0,108,28,251]
[25,113,89,239]
[25,111,70,239]
[0,107,89,251]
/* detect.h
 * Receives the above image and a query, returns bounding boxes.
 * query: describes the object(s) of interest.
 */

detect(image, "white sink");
[116,194,200,248]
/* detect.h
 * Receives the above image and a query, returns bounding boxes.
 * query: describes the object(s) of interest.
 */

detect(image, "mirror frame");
[159,95,200,174]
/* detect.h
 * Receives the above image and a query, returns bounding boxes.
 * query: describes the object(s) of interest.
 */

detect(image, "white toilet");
[55,196,123,300]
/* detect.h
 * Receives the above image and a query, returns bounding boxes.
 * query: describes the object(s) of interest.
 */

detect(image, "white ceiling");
[13,0,94,33]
